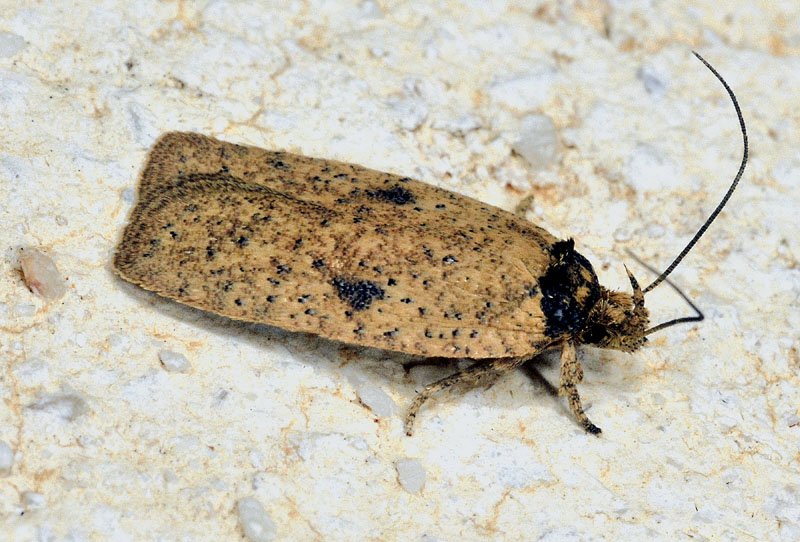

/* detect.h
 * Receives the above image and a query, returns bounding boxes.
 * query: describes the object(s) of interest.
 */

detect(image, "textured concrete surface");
[1,1,798,541]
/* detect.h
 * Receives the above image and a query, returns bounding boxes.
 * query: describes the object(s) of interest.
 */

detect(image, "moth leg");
[404,356,528,436]
[514,194,535,218]
[559,341,601,435]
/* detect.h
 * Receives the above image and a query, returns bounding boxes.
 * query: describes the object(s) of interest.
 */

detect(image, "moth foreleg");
[559,341,601,435]
[404,356,528,436]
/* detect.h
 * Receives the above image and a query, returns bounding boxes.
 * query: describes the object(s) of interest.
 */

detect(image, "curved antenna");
[626,250,704,336]
[643,51,748,294]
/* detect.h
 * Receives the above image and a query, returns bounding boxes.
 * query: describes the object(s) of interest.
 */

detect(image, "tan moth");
[114,53,747,435]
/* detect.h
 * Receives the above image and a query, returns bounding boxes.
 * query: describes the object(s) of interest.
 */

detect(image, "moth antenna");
[626,249,703,336]
[643,51,748,294]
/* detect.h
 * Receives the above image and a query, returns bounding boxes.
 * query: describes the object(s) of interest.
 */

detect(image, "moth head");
[580,267,649,352]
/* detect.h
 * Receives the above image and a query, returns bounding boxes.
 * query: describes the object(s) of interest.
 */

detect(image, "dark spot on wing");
[367,184,415,205]
[331,277,386,311]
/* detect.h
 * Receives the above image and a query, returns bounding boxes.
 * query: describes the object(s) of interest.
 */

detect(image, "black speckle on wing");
[367,184,415,205]
[331,277,386,311]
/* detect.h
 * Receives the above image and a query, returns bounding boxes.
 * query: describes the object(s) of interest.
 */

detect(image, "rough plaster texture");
[0,1,797,541]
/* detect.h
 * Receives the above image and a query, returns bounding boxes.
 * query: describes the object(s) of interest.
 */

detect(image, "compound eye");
[583,324,607,345]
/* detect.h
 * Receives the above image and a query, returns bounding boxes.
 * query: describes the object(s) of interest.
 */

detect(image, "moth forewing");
[114,133,563,360]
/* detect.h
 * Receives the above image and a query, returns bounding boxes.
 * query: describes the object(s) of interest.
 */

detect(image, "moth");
[114,53,747,435]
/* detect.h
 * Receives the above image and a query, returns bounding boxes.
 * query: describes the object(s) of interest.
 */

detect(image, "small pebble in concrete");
[0,441,14,476]
[513,114,558,170]
[356,383,396,418]
[158,350,191,373]
[396,458,426,494]
[237,497,276,542]
[29,392,88,421]
[20,249,67,300]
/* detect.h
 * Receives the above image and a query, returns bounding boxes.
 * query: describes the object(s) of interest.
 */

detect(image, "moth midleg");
[404,356,529,436]
[559,341,601,434]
